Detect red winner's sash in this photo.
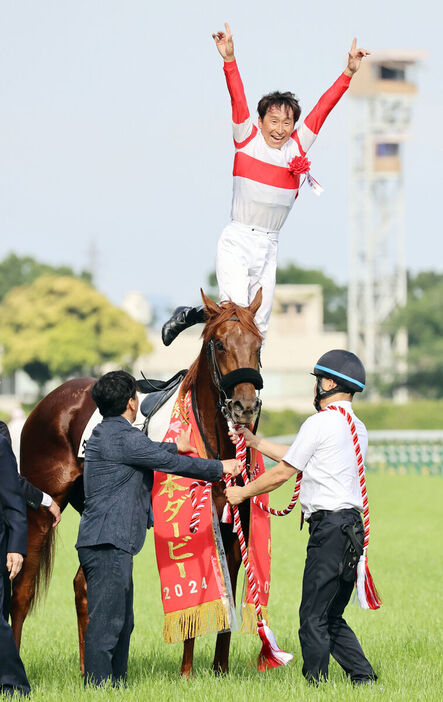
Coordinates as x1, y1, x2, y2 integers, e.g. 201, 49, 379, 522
152, 388, 271, 642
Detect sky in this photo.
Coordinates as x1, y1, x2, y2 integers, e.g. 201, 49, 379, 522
0, 0, 441, 313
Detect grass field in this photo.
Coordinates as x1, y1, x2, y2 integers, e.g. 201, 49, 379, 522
13, 473, 443, 701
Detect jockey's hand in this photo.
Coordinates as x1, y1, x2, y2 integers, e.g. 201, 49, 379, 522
229, 426, 257, 448
7, 552, 23, 580
47, 499, 61, 527
212, 22, 235, 62
176, 425, 194, 454
225, 485, 246, 506
221, 459, 242, 477
345, 37, 370, 76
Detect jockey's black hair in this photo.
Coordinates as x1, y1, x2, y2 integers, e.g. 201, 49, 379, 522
257, 91, 301, 124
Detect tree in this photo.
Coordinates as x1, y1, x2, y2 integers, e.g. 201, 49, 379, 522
389, 274, 443, 397
207, 263, 347, 330
0, 253, 92, 302
0, 275, 151, 392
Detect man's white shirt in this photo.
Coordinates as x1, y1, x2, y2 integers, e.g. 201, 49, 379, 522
283, 401, 367, 519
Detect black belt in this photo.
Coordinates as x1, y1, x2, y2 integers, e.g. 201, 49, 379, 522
306, 508, 360, 524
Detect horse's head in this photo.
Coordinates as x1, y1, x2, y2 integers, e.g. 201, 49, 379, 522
199, 289, 263, 425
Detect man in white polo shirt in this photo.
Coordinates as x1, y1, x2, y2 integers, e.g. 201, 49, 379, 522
226, 349, 377, 685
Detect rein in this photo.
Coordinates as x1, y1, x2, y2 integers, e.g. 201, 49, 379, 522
191, 385, 220, 460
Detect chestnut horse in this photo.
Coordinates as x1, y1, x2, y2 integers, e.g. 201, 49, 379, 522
11, 289, 263, 677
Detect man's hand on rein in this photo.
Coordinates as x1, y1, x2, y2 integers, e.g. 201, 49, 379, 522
221, 459, 242, 477
225, 485, 246, 505
228, 425, 257, 448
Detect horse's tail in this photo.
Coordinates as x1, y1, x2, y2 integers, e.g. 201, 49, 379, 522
28, 525, 57, 612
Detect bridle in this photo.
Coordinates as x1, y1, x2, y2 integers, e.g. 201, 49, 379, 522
192, 317, 263, 459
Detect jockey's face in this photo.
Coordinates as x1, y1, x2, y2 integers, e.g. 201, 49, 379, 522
258, 105, 295, 149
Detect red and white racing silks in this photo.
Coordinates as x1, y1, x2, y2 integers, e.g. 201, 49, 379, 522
224, 60, 351, 233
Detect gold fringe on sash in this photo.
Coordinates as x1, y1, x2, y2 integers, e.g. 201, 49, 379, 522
163, 600, 231, 644
240, 603, 270, 634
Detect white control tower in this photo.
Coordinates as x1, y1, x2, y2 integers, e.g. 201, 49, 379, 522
347, 50, 425, 398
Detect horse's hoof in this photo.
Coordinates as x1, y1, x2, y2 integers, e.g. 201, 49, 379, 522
180, 669, 193, 680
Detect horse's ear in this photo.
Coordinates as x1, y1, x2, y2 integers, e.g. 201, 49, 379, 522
249, 288, 263, 316
200, 289, 220, 316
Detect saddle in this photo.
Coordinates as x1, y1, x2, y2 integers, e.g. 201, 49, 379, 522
137, 369, 187, 432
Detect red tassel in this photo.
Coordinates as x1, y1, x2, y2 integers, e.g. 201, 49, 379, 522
356, 554, 381, 610
256, 621, 293, 672
364, 560, 382, 610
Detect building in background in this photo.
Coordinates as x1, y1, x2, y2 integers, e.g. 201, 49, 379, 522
347, 49, 426, 400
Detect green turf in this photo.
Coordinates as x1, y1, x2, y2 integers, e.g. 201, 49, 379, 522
11, 473, 443, 701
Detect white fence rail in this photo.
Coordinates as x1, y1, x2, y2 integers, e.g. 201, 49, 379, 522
267, 431, 443, 475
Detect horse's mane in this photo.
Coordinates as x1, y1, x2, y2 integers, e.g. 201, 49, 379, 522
182, 300, 262, 395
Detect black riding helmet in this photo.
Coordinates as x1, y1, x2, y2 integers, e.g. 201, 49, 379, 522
312, 349, 366, 410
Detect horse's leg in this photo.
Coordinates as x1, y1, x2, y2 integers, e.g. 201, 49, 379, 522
11, 509, 54, 649
212, 537, 242, 675
180, 637, 195, 678
73, 565, 88, 675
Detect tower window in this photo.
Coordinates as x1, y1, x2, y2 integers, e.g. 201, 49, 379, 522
376, 143, 399, 157
379, 65, 405, 81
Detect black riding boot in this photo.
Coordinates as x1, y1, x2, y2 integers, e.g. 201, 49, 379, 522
161, 306, 206, 346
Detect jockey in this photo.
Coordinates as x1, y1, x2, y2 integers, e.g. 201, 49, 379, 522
162, 26, 370, 345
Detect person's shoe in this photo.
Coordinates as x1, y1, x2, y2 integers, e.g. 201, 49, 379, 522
351, 674, 378, 686
161, 306, 206, 346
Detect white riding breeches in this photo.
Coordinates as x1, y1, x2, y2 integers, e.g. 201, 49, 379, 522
215, 221, 279, 337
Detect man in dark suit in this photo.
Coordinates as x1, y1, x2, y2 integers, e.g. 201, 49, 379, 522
76, 370, 240, 687
0, 420, 61, 524
0, 433, 31, 697
0, 421, 61, 622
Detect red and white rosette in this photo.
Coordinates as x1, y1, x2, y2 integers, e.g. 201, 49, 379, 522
288, 155, 324, 196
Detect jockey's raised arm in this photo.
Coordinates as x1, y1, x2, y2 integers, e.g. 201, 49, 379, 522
294, 73, 352, 155
213, 23, 255, 148
294, 38, 371, 156
223, 61, 256, 149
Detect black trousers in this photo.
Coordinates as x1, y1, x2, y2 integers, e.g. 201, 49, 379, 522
299, 509, 377, 684
0, 566, 30, 696
77, 545, 134, 687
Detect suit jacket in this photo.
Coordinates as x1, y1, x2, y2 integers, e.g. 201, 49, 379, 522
18, 477, 43, 510
0, 435, 28, 567
0, 420, 44, 510
76, 415, 222, 555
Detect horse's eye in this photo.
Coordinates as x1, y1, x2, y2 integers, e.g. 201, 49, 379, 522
215, 340, 225, 352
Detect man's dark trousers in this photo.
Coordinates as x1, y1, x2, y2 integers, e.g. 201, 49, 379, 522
299, 509, 377, 684
0, 569, 30, 696
78, 545, 134, 686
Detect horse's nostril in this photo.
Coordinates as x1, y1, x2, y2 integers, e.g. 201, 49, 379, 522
231, 399, 260, 418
